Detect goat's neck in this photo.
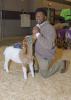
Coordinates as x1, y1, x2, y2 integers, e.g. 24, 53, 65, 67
25, 44, 32, 56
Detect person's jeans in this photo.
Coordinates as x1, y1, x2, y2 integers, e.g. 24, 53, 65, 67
35, 53, 64, 78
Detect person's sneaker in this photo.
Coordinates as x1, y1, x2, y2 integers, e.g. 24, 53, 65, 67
34, 69, 39, 73
60, 60, 68, 73
27, 67, 39, 73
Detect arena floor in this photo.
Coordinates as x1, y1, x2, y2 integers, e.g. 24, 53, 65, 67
0, 46, 71, 100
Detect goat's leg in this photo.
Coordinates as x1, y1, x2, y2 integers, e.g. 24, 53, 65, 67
4, 57, 9, 73
29, 62, 34, 78
22, 65, 27, 80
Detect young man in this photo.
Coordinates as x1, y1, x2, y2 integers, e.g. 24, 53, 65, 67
32, 8, 66, 78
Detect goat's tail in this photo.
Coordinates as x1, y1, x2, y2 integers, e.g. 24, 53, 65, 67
0, 47, 8, 60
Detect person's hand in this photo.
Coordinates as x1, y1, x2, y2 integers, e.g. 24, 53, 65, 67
32, 26, 40, 34
32, 26, 40, 42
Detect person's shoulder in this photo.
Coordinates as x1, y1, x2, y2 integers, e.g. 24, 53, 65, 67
47, 22, 55, 30
41, 21, 55, 31
45, 21, 53, 26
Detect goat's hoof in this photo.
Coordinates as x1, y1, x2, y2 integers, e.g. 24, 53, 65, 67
4, 68, 9, 73
23, 76, 27, 80
24, 78, 27, 80
6, 70, 9, 73
32, 75, 35, 78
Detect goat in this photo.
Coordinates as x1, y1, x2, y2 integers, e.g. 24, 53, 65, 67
3, 36, 34, 80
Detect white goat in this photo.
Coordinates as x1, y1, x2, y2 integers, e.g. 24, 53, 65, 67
3, 36, 34, 80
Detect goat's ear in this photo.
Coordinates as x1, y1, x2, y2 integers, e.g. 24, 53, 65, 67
23, 38, 28, 43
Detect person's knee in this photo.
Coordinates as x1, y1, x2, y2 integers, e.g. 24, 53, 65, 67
40, 69, 49, 78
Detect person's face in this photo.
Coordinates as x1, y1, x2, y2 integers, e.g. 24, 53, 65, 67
35, 12, 47, 24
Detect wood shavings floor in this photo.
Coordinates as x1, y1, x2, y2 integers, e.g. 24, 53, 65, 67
0, 46, 71, 100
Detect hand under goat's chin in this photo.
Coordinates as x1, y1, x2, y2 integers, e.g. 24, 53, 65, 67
22, 40, 27, 54
32, 26, 40, 42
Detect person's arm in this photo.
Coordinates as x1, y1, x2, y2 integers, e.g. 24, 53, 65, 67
38, 25, 56, 50
32, 26, 40, 42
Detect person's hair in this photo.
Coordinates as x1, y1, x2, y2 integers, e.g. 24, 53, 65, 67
66, 20, 71, 26
35, 8, 47, 16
